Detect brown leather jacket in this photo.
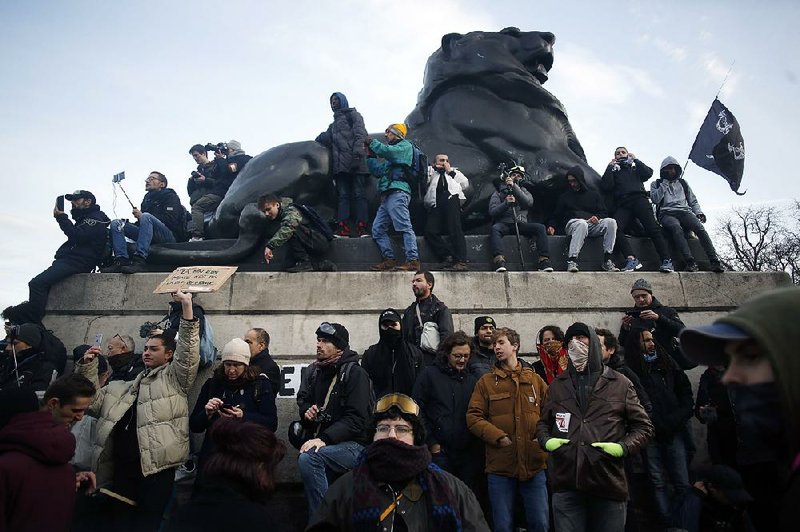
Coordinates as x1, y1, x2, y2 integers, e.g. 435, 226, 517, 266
536, 360, 653, 501
467, 361, 548, 480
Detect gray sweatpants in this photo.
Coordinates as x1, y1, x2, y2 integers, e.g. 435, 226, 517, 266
565, 218, 617, 258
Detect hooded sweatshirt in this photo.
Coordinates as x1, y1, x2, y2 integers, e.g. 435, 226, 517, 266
0, 411, 77, 531
53, 204, 110, 267
361, 311, 422, 398
650, 156, 703, 219
547, 166, 610, 232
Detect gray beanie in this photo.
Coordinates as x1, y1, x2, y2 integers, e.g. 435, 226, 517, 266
631, 278, 653, 294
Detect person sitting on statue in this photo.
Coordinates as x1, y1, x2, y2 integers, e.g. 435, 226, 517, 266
488, 166, 553, 273
257, 193, 335, 273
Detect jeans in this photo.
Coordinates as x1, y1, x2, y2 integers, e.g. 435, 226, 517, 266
489, 222, 549, 259
643, 434, 690, 525
335, 172, 368, 223
371, 190, 418, 261
613, 196, 670, 260
487, 471, 549, 532
424, 195, 467, 261
298, 441, 364, 519
29, 259, 93, 322
565, 218, 617, 258
660, 210, 719, 262
552, 490, 627, 532
190, 194, 222, 238
110, 214, 175, 259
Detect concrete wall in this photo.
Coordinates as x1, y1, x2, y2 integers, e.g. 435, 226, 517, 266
44, 270, 790, 481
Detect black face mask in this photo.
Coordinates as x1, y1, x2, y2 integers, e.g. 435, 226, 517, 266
729, 382, 786, 463
380, 328, 401, 344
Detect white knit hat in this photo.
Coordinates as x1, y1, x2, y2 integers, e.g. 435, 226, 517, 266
221, 338, 250, 365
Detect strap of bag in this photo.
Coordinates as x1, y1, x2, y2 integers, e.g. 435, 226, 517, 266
415, 302, 423, 328
313, 371, 340, 437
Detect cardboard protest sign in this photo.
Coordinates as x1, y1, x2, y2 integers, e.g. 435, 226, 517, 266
153, 266, 238, 294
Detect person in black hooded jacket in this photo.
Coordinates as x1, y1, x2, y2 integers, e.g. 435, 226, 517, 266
0, 323, 58, 393
547, 166, 620, 272
24, 190, 109, 323
361, 309, 422, 398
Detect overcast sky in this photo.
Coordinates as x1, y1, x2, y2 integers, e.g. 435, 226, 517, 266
1, 0, 798, 311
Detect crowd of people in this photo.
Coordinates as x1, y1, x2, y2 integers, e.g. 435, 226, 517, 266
2, 267, 798, 531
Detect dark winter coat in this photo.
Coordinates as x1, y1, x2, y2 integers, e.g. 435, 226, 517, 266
362, 323, 422, 398
0, 348, 58, 394
548, 166, 610, 232
600, 158, 653, 204
401, 294, 454, 360
224, 153, 252, 183
469, 338, 496, 377
536, 329, 653, 501
606, 352, 653, 413
315, 92, 368, 175
107, 352, 145, 382
166, 480, 273, 531
140, 187, 187, 241
488, 179, 533, 224
0, 411, 77, 532
53, 204, 110, 267
618, 296, 691, 369
250, 348, 281, 392
188, 159, 225, 197
296, 350, 372, 446
413, 357, 480, 451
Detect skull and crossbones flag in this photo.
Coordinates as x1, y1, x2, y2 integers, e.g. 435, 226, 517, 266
689, 98, 746, 195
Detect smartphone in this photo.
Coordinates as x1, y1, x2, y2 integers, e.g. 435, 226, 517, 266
93, 333, 103, 347
625, 310, 641, 317
56, 195, 65, 211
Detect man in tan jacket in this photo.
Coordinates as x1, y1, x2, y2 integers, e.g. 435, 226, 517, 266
467, 327, 549, 532
75, 290, 200, 531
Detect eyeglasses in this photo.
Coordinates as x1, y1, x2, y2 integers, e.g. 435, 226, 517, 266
317, 322, 336, 336
374, 393, 420, 416
376, 424, 413, 436
450, 353, 470, 360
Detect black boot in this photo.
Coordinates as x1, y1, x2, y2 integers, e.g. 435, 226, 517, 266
121, 255, 147, 274
101, 257, 130, 273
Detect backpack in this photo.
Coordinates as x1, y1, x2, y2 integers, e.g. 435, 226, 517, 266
297, 204, 334, 241
404, 142, 429, 200
199, 318, 218, 368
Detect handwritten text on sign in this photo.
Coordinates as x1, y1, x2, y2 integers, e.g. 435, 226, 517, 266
153, 266, 238, 294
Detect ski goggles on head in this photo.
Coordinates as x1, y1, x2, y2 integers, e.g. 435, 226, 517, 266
374, 393, 420, 416
317, 322, 336, 336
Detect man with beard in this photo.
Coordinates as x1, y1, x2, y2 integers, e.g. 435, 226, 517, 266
296, 322, 372, 520
533, 325, 568, 385
680, 287, 800, 531
467, 327, 549, 532
537, 323, 653, 532
103, 171, 187, 273
81, 334, 143, 382
22, 190, 109, 323
361, 309, 423, 398
547, 166, 619, 272
469, 316, 496, 375
307, 393, 489, 531
401, 271, 453, 365
651, 156, 724, 272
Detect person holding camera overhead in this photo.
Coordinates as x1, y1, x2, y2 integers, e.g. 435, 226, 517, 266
188, 337, 276, 492
295, 322, 371, 521
488, 165, 552, 272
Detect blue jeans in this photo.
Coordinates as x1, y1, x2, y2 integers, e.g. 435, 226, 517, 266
371, 190, 418, 261
643, 434, 690, 525
552, 490, 626, 532
298, 441, 364, 519
111, 214, 175, 259
335, 172, 368, 223
487, 471, 549, 532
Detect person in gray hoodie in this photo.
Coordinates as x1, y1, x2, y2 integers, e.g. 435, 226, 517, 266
651, 156, 724, 272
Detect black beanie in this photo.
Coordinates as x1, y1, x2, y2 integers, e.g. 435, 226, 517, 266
474, 316, 496, 334
564, 322, 591, 345
316, 322, 350, 351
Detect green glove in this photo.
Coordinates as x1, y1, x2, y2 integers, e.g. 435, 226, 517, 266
545, 438, 570, 452
591, 442, 624, 457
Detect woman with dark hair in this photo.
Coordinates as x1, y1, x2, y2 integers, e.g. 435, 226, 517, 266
189, 338, 277, 480
308, 394, 490, 531
167, 419, 286, 531
624, 326, 693, 528
533, 325, 568, 384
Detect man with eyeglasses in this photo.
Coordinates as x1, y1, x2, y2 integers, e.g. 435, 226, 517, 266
103, 171, 187, 274
308, 393, 490, 531
296, 322, 372, 520
81, 333, 143, 382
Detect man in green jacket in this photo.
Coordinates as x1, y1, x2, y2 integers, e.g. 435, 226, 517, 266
367, 123, 420, 272
75, 290, 199, 531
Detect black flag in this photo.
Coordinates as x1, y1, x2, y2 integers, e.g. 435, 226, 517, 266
689, 98, 745, 194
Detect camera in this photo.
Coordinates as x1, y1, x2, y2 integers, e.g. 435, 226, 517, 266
625, 310, 642, 318
7, 325, 20, 340
191, 170, 201, 180
139, 321, 163, 338
204, 142, 228, 154
315, 411, 332, 424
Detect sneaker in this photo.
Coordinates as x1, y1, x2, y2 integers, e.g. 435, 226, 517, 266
189, 236, 203, 242
334, 221, 350, 238
371, 258, 397, 271
287, 261, 314, 273
394, 260, 421, 272
622, 258, 642, 272
659, 259, 674, 273
709, 260, 725, 273
685, 259, 699, 272
313, 260, 338, 272
356, 221, 369, 238
567, 260, 579, 273
538, 259, 554, 272
175, 459, 196, 482
101, 258, 130, 273
602, 259, 620, 272
121, 255, 147, 274
493, 255, 507, 272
